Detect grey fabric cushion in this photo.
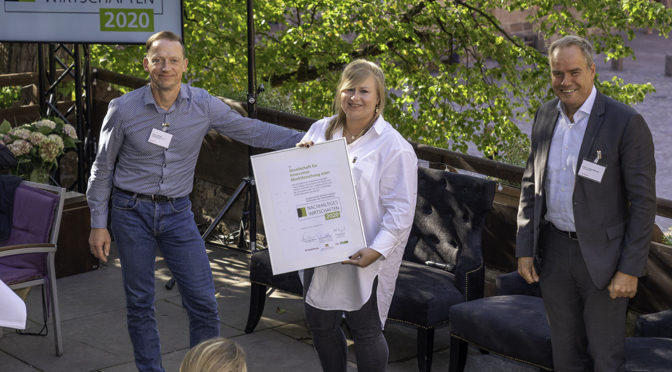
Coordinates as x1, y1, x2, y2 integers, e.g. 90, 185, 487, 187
635, 309, 672, 338
387, 261, 464, 328
449, 295, 553, 370
625, 337, 672, 372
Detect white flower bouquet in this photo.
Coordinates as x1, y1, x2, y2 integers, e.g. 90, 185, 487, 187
0, 118, 80, 183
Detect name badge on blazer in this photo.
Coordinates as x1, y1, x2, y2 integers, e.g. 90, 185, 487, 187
578, 151, 606, 183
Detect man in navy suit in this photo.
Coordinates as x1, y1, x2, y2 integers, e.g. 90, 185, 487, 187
516, 36, 656, 371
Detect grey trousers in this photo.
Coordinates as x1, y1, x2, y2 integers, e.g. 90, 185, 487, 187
303, 268, 389, 372
539, 226, 629, 372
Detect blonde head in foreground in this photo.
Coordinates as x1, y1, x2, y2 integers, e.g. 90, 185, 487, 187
180, 337, 247, 372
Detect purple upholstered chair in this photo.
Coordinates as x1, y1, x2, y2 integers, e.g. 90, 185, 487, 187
0, 180, 65, 356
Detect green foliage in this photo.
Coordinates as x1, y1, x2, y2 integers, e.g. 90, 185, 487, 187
496, 134, 530, 169
0, 86, 20, 109
663, 234, 672, 247
0, 119, 10, 134
90, 0, 672, 157
663, 227, 672, 247
213, 80, 310, 117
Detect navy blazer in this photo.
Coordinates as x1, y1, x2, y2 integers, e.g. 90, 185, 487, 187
0, 143, 16, 170
516, 90, 657, 289
0, 175, 23, 242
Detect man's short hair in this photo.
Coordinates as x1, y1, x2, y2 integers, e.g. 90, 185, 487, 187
548, 35, 594, 69
146, 31, 185, 58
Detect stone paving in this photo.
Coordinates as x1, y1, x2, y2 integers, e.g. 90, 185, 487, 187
0, 243, 536, 372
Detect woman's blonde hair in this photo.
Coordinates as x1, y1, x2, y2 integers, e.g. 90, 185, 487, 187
180, 337, 247, 372
325, 59, 386, 140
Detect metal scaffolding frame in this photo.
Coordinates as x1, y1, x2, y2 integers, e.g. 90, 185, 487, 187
37, 43, 93, 192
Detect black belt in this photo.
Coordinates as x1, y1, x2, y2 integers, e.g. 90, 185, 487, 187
551, 223, 578, 240
116, 188, 176, 203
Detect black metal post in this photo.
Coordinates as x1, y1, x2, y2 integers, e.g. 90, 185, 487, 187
83, 44, 94, 187
47, 44, 56, 118
34, 43, 93, 190
38, 44, 46, 116
246, 0, 258, 252
74, 44, 86, 192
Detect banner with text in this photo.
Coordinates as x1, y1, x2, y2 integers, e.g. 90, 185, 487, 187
0, 0, 182, 44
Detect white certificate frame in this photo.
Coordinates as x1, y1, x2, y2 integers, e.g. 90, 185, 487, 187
251, 138, 366, 275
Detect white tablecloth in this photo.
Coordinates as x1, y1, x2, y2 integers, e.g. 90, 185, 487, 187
0, 280, 27, 329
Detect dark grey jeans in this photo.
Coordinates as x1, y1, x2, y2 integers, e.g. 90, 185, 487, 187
540, 227, 629, 372
303, 268, 389, 372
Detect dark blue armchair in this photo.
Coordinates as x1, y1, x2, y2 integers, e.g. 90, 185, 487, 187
246, 167, 496, 372
449, 271, 672, 372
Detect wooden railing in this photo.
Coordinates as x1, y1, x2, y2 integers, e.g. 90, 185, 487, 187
2, 67, 670, 221
2, 68, 670, 313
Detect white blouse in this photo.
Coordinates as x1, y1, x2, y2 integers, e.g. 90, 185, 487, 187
300, 115, 418, 327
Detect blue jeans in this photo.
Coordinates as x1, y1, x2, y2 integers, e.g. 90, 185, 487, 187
110, 190, 219, 372
303, 268, 389, 372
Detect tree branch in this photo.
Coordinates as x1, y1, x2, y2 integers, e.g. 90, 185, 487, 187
452, 0, 527, 51
267, 42, 394, 87
264, 2, 432, 87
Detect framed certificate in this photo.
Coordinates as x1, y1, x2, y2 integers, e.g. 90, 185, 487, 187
251, 138, 366, 275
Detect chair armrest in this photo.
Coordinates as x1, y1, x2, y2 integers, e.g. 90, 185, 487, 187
495, 271, 542, 298
0, 243, 57, 257
635, 309, 672, 339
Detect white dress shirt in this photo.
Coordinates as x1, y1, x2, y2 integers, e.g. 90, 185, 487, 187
545, 86, 597, 232
0, 280, 26, 329
300, 115, 418, 327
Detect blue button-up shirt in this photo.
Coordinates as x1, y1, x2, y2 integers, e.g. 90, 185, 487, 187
87, 84, 304, 228
544, 86, 597, 232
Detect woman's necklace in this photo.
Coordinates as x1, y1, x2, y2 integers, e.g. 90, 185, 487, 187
343, 118, 376, 144
344, 126, 358, 141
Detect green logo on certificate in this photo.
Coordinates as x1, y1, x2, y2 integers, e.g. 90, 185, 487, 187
297, 207, 307, 218
325, 211, 340, 220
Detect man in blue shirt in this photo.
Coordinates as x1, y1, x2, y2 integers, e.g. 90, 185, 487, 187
87, 31, 303, 372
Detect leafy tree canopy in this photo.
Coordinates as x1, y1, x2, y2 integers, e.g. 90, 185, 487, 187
91, 0, 671, 158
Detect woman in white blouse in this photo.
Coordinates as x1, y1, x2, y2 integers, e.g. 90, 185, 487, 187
297, 60, 417, 371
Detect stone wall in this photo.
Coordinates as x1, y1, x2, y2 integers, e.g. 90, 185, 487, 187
190, 177, 235, 236
190, 177, 267, 247
492, 7, 537, 36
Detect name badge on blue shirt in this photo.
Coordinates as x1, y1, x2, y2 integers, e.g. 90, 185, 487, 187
148, 128, 173, 149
